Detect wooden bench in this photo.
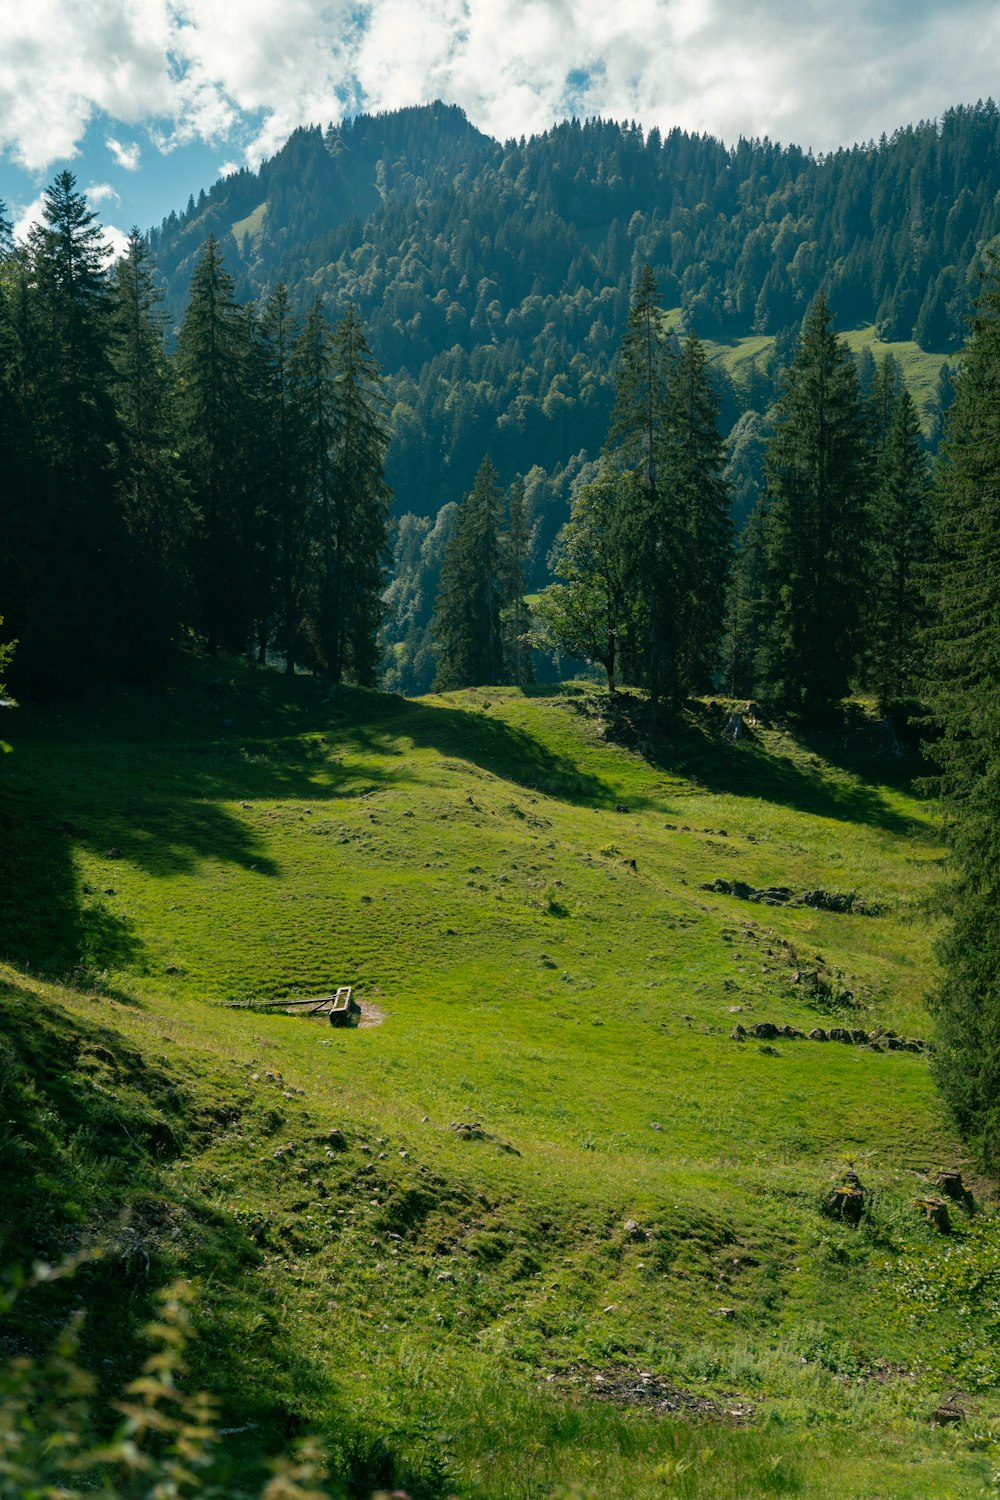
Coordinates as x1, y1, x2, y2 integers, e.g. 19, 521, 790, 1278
246, 988, 360, 1025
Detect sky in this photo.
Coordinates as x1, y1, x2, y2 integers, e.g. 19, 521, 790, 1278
2, 0, 999, 255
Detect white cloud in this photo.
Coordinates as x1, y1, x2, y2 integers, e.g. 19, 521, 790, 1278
2, 0, 1000, 176
12, 193, 46, 243
218, 160, 240, 177
86, 181, 120, 206
102, 223, 131, 262
107, 136, 141, 170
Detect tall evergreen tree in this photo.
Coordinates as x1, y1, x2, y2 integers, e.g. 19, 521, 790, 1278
664, 333, 732, 693
863, 351, 905, 469
722, 495, 770, 699
306, 304, 391, 684
501, 476, 535, 685
23, 173, 124, 682
110, 230, 188, 667
433, 456, 506, 689
176, 236, 252, 654
293, 297, 339, 676
0, 207, 33, 671
606, 263, 670, 499
868, 389, 932, 712
605, 265, 678, 700
756, 293, 868, 719
925, 257, 1000, 1162
257, 284, 306, 673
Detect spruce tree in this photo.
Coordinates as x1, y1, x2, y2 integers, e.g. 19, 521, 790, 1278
323, 304, 391, 685
176, 236, 252, 654
24, 173, 124, 682
292, 298, 339, 676
110, 230, 188, 667
605, 275, 731, 704
756, 293, 868, 720
925, 256, 1000, 1162
606, 264, 670, 499
258, 284, 306, 673
722, 496, 770, 699
433, 456, 506, 689
501, 476, 535, 686
664, 333, 732, 693
605, 264, 678, 701
0, 212, 34, 677
868, 389, 932, 713
865, 351, 904, 459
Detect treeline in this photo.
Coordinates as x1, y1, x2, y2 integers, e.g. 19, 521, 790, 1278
0, 175, 390, 692
149, 101, 997, 515
391, 265, 931, 720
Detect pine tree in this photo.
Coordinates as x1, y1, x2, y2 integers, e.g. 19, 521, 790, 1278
664, 333, 732, 693
501, 476, 535, 685
722, 496, 770, 699
322, 304, 392, 685
24, 172, 124, 682
433, 456, 506, 689
257, 284, 306, 673
0, 210, 34, 676
865, 351, 904, 458
756, 293, 868, 719
110, 230, 188, 667
868, 390, 932, 712
604, 275, 731, 703
175, 236, 252, 654
606, 264, 669, 499
928, 360, 956, 451
925, 255, 1000, 1162
605, 265, 679, 699
292, 298, 339, 676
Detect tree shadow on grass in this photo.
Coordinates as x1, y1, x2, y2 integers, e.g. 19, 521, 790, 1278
0, 678, 402, 979
337, 686, 615, 805
598, 695, 928, 835
2, 667, 609, 981
4, 660, 928, 987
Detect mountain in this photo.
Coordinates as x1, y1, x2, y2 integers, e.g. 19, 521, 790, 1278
150, 99, 1000, 520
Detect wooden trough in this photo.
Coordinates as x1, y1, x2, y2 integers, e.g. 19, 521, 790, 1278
244, 987, 361, 1027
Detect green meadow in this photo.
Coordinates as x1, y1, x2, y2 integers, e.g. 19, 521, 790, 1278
661, 308, 949, 432
2, 658, 998, 1498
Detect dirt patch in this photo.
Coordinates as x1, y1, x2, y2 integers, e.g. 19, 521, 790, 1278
357, 1000, 386, 1028
563, 1365, 754, 1422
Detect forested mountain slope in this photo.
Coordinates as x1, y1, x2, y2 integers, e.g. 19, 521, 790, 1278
151, 100, 1000, 513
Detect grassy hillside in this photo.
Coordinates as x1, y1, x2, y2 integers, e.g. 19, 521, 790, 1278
669, 314, 949, 431
2, 658, 998, 1498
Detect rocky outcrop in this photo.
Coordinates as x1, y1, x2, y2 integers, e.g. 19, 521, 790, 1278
701, 878, 884, 915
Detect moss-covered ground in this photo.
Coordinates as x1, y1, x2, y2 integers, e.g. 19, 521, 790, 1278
1, 659, 998, 1498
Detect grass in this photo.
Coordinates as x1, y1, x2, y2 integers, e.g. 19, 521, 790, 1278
1, 657, 998, 1498
661, 308, 950, 432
